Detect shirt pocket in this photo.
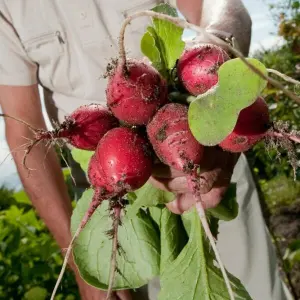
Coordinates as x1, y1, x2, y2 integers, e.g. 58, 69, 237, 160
22, 30, 73, 92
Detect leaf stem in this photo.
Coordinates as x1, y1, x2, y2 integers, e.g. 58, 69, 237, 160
118, 11, 300, 104
195, 197, 235, 300
0, 113, 38, 132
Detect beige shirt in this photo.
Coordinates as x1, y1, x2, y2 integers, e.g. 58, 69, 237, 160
0, 0, 251, 123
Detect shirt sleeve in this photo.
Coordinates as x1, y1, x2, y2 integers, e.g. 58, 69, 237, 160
0, 11, 37, 86
178, 0, 252, 56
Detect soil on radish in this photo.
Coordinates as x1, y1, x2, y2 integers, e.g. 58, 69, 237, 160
106, 59, 168, 125
177, 44, 230, 96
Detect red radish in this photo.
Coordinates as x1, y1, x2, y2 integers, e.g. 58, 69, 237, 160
219, 97, 270, 153
88, 154, 110, 192
51, 104, 119, 150
85, 127, 154, 227
106, 59, 168, 125
177, 44, 230, 96
96, 127, 153, 194
147, 103, 204, 172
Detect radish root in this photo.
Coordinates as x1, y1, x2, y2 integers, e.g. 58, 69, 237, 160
188, 172, 235, 300
0, 113, 53, 171
195, 198, 235, 300
267, 68, 300, 86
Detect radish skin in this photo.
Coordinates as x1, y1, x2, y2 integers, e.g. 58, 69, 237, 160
177, 44, 230, 96
219, 97, 270, 153
57, 104, 119, 150
96, 127, 153, 193
147, 103, 203, 171
106, 59, 168, 125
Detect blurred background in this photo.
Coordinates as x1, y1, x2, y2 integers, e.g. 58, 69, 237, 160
0, 0, 299, 299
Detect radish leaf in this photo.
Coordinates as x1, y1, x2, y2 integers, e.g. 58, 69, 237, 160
207, 183, 238, 221
126, 183, 175, 219
71, 189, 160, 289
141, 3, 184, 80
158, 208, 252, 300
71, 149, 93, 173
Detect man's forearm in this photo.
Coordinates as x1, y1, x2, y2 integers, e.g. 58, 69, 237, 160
7, 128, 73, 249
0, 84, 73, 251
177, 0, 202, 25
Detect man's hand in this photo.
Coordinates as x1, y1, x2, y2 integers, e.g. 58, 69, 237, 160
68, 252, 132, 300
149, 147, 239, 214
75, 275, 132, 300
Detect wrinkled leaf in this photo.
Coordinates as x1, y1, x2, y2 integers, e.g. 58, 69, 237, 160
152, 4, 184, 70
207, 183, 238, 221
71, 148, 93, 172
208, 215, 220, 238
126, 183, 175, 219
188, 58, 268, 146
159, 208, 252, 300
141, 27, 162, 71
148, 206, 164, 229
71, 189, 160, 290
160, 208, 188, 274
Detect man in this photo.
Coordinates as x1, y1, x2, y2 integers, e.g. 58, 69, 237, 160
0, 0, 292, 299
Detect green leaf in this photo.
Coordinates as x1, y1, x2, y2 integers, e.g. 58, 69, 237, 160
24, 287, 47, 300
71, 148, 94, 172
160, 208, 188, 274
188, 58, 268, 146
208, 215, 220, 238
141, 28, 162, 71
141, 4, 184, 79
71, 189, 160, 290
207, 183, 239, 221
159, 208, 252, 300
148, 206, 164, 228
152, 4, 184, 70
126, 183, 175, 219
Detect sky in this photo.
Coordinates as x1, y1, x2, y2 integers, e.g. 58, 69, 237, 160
0, 0, 284, 190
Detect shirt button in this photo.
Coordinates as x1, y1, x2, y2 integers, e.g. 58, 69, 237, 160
80, 11, 87, 19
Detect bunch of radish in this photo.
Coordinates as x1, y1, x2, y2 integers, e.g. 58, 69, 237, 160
46, 39, 276, 300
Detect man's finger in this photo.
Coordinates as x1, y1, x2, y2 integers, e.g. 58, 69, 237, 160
152, 163, 186, 178
148, 176, 189, 193
166, 184, 228, 215
166, 193, 195, 214
116, 290, 132, 300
